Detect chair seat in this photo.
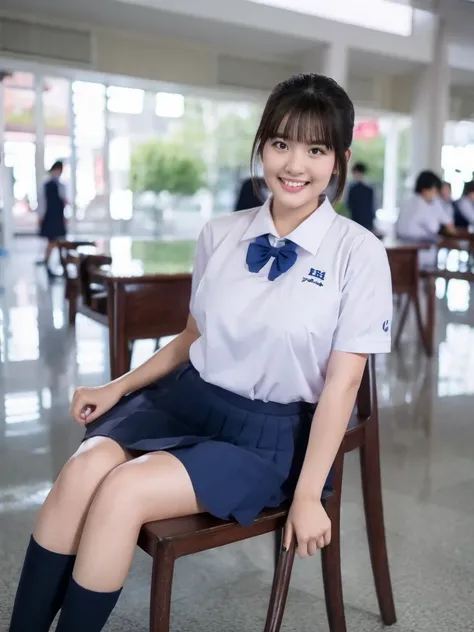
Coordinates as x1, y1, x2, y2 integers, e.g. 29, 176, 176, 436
140, 489, 334, 558
141, 504, 290, 546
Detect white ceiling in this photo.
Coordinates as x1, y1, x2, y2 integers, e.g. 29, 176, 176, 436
1, 0, 474, 84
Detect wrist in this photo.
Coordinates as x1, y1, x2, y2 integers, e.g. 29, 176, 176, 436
293, 487, 323, 503
110, 376, 129, 398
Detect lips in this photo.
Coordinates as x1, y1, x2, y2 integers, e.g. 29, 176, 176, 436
278, 177, 309, 193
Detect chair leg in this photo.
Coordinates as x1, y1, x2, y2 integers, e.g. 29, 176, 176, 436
393, 294, 410, 349
321, 489, 346, 632
264, 536, 296, 632
149, 544, 175, 632
360, 431, 397, 626
274, 528, 283, 570
412, 290, 431, 356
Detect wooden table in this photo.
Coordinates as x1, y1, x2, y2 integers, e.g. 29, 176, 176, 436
77, 239, 195, 379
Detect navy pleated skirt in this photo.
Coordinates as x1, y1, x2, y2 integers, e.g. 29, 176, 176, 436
83, 364, 316, 526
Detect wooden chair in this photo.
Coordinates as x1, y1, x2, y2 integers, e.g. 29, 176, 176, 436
386, 247, 431, 355
77, 254, 113, 326
138, 355, 396, 632
57, 240, 96, 325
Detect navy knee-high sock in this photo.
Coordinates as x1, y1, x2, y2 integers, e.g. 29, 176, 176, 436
9, 536, 76, 632
55, 578, 122, 632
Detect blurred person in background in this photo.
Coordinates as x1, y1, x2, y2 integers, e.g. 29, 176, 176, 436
439, 181, 455, 225
37, 161, 67, 276
454, 180, 474, 229
234, 176, 268, 211
346, 162, 376, 232
396, 170, 455, 243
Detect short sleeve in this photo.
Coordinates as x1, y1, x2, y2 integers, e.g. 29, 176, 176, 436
190, 222, 213, 316
332, 235, 392, 354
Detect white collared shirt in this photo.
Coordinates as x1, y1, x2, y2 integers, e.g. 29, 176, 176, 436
189, 197, 392, 404
396, 194, 443, 243
456, 196, 474, 225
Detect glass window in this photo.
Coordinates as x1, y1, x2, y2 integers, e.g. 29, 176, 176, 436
107, 86, 144, 115
3, 72, 37, 234
72, 81, 107, 227
155, 92, 184, 118
43, 77, 72, 211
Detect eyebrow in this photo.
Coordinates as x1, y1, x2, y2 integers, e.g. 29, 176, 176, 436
274, 133, 329, 146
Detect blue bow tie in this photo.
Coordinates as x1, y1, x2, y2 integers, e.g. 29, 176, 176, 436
246, 234, 298, 281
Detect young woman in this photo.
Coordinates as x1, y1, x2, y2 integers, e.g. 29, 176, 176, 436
36, 160, 68, 276
9, 73, 393, 632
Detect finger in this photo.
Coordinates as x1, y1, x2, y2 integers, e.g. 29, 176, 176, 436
296, 538, 309, 559
83, 406, 101, 424
308, 539, 319, 556
323, 529, 331, 547
317, 536, 325, 550
283, 522, 294, 551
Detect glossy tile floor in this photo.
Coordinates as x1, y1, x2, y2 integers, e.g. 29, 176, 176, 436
1, 239, 474, 631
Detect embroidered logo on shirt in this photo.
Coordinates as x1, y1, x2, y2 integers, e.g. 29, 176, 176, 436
302, 268, 326, 286
382, 320, 390, 333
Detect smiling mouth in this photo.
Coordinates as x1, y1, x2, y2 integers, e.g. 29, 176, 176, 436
278, 178, 309, 191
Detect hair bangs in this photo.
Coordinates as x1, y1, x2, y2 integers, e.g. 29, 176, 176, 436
277, 104, 338, 151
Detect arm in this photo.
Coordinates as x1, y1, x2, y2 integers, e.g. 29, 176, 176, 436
285, 235, 392, 557
71, 222, 213, 423
294, 350, 367, 502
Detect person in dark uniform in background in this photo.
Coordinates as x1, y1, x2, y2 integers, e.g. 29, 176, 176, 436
234, 176, 268, 211
346, 162, 376, 231
37, 161, 67, 275
454, 180, 474, 229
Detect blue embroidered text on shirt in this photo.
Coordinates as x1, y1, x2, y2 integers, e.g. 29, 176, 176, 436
309, 268, 326, 281
302, 269, 326, 286
382, 320, 390, 332
301, 268, 326, 287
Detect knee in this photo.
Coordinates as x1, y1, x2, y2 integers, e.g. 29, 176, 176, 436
54, 439, 126, 502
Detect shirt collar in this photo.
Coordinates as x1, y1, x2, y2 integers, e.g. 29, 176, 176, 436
240, 195, 337, 256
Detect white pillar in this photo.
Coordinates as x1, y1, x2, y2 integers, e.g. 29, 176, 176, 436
68, 80, 77, 222
0, 81, 13, 253
411, 16, 450, 176
302, 44, 348, 88
34, 74, 45, 208
383, 118, 400, 215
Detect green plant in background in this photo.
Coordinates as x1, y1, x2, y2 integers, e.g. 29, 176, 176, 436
130, 140, 206, 196
334, 200, 350, 218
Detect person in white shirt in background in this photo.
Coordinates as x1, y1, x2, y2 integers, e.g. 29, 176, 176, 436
454, 180, 474, 229
439, 181, 455, 225
396, 171, 456, 268
396, 171, 455, 243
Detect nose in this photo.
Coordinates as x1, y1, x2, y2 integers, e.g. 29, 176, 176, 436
284, 148, 305, 176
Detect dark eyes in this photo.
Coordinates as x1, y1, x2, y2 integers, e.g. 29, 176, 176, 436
271, 140, 324, 155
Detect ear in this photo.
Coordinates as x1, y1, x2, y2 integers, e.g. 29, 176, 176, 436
333, 149, 352, 175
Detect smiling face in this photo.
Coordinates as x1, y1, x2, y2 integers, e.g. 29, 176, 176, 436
262, 132, 337, 214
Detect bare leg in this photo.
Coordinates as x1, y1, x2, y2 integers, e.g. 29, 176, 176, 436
73, 451, 202, 591
34, 437, 132, 554
44, 241, 55, 265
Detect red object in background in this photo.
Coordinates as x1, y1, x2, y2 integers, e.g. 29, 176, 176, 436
354, 120, 379, 139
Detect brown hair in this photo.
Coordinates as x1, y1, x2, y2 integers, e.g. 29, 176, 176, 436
251, 73, 355, 202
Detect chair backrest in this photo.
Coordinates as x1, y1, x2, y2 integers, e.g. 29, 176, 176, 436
120, 275, 192, 340
386, 248, 419, 296
78, 254, 112, 307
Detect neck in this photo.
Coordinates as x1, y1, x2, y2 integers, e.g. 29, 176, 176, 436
271, 196, 323, 237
